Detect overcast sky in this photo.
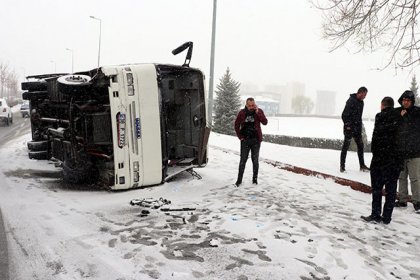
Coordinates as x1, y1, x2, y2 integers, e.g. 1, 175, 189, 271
1, 0, 418, 117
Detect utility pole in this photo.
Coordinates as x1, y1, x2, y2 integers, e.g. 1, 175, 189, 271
65, 48, 74, 73
50, 60, 56, 73
90, 16, 102, 67
208, 0, 217, 125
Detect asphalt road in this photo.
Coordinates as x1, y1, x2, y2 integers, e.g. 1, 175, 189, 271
0, 110, 31, 144
0, 110, 31, 280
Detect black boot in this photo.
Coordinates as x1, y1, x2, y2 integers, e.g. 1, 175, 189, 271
360, 165, 370, 172
361, 215, 381, 223
381, 216, 391, 224
394, 201, 407, 207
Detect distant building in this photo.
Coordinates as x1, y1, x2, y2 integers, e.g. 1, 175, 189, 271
264, 84, 285, 94
279, 82, 305, 114
239, 96, 280, 116
254, 97, 279, 116
240, 81, 305, 115
316, 90, 336, 116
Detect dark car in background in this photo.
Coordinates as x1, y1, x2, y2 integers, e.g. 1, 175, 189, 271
20, 100, 30, 118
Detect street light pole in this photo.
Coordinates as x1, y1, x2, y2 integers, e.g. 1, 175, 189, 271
208, 0, 217, 126
65, 48, 74, 73
90, 16, 102, 67
50, 60, 56, 73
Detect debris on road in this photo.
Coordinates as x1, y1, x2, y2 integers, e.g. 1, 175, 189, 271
129, 197, 171, 209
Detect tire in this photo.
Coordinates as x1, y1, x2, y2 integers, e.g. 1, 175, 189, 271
22, 91, 48, 101
21, 80, 47, 91
28, 150, 48, 160
5, 117, 9, 126
9, 114, 12, 124
63, 159, 98, 184
27, 140, 48, 151
22, 91, 30, 100
57, 75, 92, 95
22, 91, 31, 100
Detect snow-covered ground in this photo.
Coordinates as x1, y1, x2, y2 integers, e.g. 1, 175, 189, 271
265, 117, 375, 141
0, 130, 420, 280
210, 132, 372, 186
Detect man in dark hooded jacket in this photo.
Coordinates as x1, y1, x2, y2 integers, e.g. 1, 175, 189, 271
340, 86, 370, 172
234, 97, 267, 187
361, 97, 402, 224
394, 90, 420, 212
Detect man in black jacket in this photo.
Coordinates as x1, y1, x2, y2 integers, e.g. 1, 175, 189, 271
394, 90, 420, 212
361, 97, 402, 224
340, 86, 370, 172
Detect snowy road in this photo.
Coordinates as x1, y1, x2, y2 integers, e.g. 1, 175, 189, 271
0, 131, 420, 279
0, 207, 8, 280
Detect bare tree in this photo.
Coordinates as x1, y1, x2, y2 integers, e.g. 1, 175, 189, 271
411, 75, 420, 105
0, 62, 9, 98
312, 0, 420, 69
6, 71, 19, 98
292, 95, 314, 114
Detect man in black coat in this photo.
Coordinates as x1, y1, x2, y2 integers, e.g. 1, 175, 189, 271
394, 90, 420, 211
361, 97, 402, 224
340, 86, 370, 172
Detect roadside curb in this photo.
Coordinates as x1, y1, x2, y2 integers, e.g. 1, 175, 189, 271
263, 159, 372, 193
